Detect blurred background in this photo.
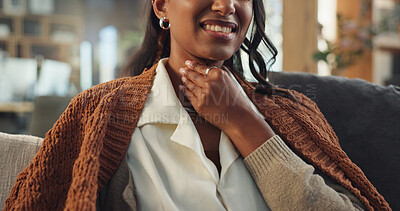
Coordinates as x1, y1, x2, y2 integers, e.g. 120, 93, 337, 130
0, 0, 399, 137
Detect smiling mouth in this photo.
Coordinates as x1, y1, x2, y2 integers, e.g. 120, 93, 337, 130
200, 21, 238, 38
201, 23, 236, 34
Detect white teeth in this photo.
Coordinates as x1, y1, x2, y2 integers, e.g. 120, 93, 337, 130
204, 24, 233, 33
210, 25, 215, 31
222, 27, 227, 33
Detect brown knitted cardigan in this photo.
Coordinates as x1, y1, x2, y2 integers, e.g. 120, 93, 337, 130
4, 63, 390, 210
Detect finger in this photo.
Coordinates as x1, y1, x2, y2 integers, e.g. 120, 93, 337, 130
179, 85, 198, 106
180, 67, 206, 88
185, 60, 213, 76
181, 76, 203, 97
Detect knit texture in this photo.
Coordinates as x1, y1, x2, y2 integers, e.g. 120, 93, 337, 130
233, 73, 391, 211
4, 63, 390, 210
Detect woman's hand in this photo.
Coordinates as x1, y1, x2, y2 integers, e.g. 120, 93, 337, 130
179, 60, 276, 157
179, 60, 250, 130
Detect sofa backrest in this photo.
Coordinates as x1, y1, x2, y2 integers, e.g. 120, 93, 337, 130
270, 72, 400, 210
0, 132, 43, 209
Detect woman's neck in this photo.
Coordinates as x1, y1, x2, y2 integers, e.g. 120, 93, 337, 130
165, 55, 224, 97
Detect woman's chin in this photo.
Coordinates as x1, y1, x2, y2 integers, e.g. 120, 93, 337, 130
200, 51, 235, 62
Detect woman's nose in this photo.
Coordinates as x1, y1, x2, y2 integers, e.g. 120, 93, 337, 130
211, 0, 235, 16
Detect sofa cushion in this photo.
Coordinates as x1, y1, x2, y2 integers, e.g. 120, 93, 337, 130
270, 72, 400, 210
0, 132, 43, 209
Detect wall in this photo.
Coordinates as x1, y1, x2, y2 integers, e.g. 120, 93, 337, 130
337, 0, 373, 81
282, 0, 318, 73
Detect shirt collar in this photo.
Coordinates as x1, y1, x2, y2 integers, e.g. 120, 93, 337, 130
137, 59, 209, 171
219, 131, 239, 178
137, 58, 184, 127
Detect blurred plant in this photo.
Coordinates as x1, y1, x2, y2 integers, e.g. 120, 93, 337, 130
378, 2, 400, 33
313, 0, 375, 75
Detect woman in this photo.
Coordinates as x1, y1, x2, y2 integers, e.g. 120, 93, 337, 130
5, 0, 390, 210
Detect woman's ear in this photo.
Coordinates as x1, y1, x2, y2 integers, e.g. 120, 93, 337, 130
152, 0, 168, 19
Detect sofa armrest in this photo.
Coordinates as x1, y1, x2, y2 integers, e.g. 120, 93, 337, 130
0, 132, 43, 209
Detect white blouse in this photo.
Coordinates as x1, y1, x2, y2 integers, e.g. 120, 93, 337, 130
126, 59, 270, 210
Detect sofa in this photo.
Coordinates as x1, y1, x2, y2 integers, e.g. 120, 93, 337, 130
269, 72, 400, 210
1, 72, 399, 210
0, 132, 42, 208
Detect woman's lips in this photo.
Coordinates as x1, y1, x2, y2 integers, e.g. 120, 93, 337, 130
200, 20, 237, 40
202, 27, 235, 40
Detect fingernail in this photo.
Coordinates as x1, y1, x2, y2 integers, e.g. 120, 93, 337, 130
181, 76, 187, 83
185, 60, 194, 68
179, 68, 186, 75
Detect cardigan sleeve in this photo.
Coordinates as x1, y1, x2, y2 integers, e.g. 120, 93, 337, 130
244, 135, 366, 211
4, 92, 86, 210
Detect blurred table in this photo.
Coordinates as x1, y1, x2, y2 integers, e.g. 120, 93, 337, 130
0, 102, 34, 113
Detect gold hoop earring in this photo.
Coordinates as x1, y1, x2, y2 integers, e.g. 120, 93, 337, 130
159, 17, 170, 30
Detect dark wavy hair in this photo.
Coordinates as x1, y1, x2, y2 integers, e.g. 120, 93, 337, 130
121, 0, 291, 97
